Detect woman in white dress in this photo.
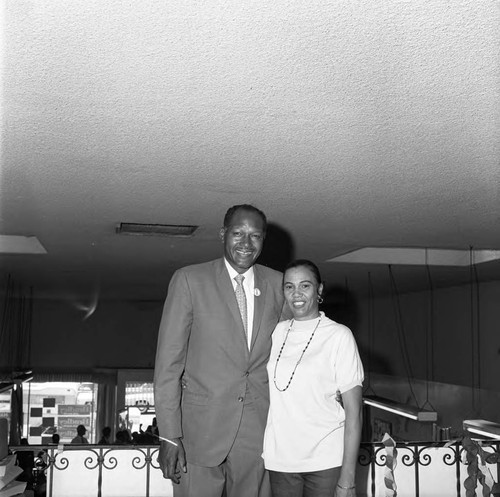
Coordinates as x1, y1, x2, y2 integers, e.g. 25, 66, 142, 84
263, 259, 364, 497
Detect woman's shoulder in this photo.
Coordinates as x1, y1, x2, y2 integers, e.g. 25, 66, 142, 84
320, 313, 353, 337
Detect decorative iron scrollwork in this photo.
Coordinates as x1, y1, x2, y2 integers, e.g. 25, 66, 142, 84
132, 449, 148, 470
84, 451, 100, 470
102, 451, 118, 470
53, 455, 69, 471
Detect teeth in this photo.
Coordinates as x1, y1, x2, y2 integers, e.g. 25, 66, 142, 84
293, 302, 305, 307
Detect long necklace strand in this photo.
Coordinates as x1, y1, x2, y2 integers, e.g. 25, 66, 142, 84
273, 315, 322, 392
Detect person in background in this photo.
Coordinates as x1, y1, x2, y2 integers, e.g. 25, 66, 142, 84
263, 260, 364, 497
15, 438, 34, 483
114, 429, 132, 444
37, 433, 60, 470
98, 426, 112, 444
143, 424, 157, 444
70, 425, 89, 444
150, 417, 159, 441
154, 204, 287, 497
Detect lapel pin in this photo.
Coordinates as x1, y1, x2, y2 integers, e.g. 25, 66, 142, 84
254, 288, 261, 296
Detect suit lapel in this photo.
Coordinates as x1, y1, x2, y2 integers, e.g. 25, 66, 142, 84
215, 259, 249, 352
250, 265, 267, 352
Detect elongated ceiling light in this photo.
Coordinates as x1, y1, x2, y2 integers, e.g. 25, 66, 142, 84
463, 419, 500, 440
363, 395, 438, 422
0, 371, 34, 394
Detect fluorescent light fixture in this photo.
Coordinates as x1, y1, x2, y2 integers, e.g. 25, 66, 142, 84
0, 371, 33, 394
12, 371, 33, 384
327, 248, 500, 266
0, 383, 14, 395
116, 223, 198, 237
0, 235, 47, 254
463, 419, 500, 440
363, 395, 438, 422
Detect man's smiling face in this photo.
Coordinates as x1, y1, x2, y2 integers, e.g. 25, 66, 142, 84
220, 208, 265, 274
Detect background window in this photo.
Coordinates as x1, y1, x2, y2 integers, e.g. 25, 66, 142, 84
23, 382, 97, 444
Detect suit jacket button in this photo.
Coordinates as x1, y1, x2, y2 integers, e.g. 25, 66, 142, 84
244, 372, 249, 377
238, 397, 244, 402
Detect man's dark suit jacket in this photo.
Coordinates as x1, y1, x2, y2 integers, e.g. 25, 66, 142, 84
154, 258, 285, 467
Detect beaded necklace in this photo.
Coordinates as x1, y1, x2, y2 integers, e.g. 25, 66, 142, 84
273, 314, 322, 392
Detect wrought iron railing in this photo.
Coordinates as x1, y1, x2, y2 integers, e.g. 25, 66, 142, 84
8, 440, 500, 497
357, 440, 499, 497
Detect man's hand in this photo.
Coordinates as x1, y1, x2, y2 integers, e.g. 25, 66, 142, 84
158, 438, 187, 484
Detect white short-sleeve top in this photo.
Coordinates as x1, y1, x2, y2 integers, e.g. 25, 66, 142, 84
263, 312, 364, 472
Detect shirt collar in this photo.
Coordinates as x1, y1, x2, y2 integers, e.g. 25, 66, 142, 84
224, 258, 255, 287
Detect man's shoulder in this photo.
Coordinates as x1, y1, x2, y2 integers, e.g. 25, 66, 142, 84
175, 259, 221, 277
254, 263, 283, 282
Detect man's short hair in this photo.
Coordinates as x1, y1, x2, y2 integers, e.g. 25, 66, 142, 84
223, 204, 268, 232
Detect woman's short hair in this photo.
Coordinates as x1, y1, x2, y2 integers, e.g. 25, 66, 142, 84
283, 259, 322, 286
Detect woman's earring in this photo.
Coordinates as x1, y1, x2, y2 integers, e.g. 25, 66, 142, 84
317, 295, 323, 304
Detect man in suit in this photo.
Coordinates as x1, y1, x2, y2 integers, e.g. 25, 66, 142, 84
154, 204, 286, 497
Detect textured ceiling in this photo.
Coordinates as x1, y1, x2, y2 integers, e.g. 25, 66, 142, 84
1, 0, 499, 304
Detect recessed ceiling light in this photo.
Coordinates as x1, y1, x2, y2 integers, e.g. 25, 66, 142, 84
326, 248, 500, 266
0, 235, 47, 254
116, 223, 198, 237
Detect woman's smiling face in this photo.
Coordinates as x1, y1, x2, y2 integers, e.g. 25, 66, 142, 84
283, 265, 323, 321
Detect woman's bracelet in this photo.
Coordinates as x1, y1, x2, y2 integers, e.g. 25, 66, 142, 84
337, 483, 356, 490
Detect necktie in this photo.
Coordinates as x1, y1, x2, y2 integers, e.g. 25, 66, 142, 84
234, 274, 248, 346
